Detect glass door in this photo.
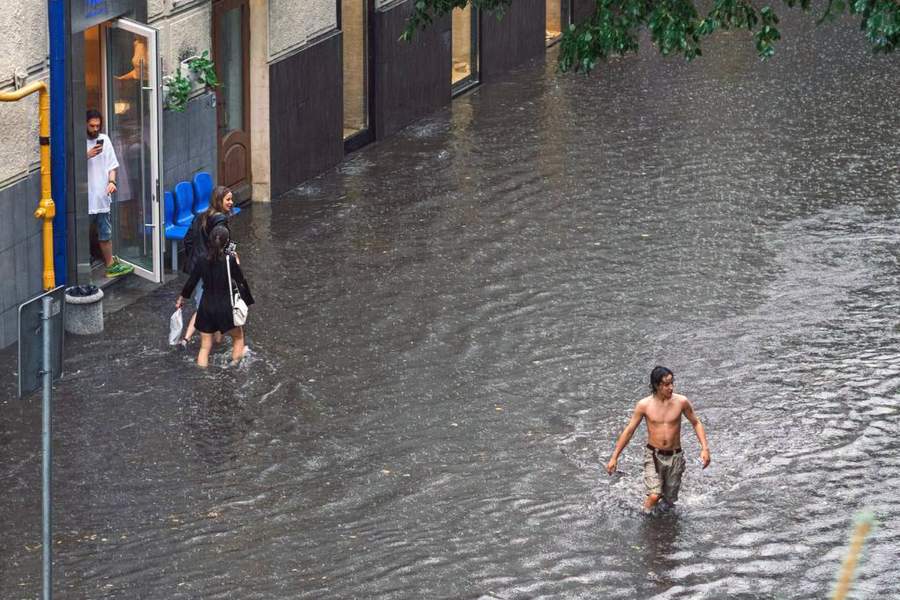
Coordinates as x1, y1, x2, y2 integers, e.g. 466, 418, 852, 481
546, 0, 564, 45
104, 19, 163, 282
342, 0, 373, 151
214, 0, 251, 199
451, 5, 479, 94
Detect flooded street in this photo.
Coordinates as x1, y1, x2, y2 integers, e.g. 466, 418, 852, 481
3, 11, 899, 599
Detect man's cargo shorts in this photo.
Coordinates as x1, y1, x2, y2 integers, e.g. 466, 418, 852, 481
643, 444, 685, 501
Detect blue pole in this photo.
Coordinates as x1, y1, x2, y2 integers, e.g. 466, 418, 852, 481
49, 0, 67, 285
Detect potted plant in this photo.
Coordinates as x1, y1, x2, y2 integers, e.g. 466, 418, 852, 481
164, 49, 219, 112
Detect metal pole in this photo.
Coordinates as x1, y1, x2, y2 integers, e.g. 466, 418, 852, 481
41, 295, 53, 600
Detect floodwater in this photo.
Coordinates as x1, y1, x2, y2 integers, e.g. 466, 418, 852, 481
2, 11, 899, 600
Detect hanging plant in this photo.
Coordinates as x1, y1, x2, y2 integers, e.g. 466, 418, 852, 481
188, 51, 219, 88
164, 68, 192, 112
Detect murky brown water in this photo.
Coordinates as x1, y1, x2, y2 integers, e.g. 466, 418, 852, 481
2, 10, 899, 599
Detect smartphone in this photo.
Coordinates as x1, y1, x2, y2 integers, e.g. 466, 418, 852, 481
96, 138, 104, 147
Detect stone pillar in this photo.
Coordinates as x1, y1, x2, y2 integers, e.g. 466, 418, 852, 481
249, 0, 271, 202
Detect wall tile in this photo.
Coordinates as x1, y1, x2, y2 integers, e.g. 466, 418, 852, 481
0, 246, 17, 313
374, 4, 451, 140
13, 174, 38, 245
0, 180, 17, 252
269, 32, 344, 196
0, 306, 15, 349
480, 0, 546, 82
163, 93, 217, 192
14, 240, 31, 306
27, 233, 43, 296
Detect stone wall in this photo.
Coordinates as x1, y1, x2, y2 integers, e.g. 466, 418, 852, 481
149, 0, 212, 78
269, 0, 337, 61
0, 0, 48, 187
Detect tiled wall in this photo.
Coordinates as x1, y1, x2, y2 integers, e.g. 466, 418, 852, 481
373, 2, 451, 140
269, 32, 344, 197
481, 0, 546, 82
0, 170, 46, 348
163, 92, 218, 195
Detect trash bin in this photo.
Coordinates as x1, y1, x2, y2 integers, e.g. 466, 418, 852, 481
64, 285, 104, 335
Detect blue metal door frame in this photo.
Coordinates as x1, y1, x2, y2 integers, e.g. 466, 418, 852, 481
49, 0, 68, 284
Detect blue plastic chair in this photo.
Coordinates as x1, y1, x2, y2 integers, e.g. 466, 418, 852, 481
173, 181, 195, 228
192, 171, 212, 215
192, 171, 241, 216
164, 191, 188, 272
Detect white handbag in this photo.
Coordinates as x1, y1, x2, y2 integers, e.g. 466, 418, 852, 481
226, 254, 248, 327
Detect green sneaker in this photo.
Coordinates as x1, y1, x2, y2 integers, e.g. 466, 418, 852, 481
106, 262, 134, 277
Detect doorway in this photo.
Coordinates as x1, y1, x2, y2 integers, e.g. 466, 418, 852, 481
451, 5, 479, 94
213, 0, 251, 201
341, 0, 375, 152
83, 19, 163, 282
546, 0, 565, 46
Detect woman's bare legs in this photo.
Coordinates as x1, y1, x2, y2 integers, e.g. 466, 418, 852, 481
228, 327, 245, 364
184, 312, 197, 342
184, 315, 219, 344
197, 332, 214, 367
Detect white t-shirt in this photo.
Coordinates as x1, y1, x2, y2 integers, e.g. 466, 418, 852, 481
86, 133, 120, 214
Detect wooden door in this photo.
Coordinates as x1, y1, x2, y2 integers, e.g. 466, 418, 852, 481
213, 0, 251, 199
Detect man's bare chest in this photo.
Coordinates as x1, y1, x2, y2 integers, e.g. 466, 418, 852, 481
645, 403, 683, 427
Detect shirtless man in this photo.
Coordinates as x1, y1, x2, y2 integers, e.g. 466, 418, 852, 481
606, 366, 711, 512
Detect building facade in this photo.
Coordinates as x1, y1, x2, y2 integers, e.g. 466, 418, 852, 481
0, 0, 584, 347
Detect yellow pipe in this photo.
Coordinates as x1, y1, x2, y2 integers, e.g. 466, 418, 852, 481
0, 80, 56, 290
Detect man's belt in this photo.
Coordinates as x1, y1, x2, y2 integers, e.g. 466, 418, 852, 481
647, 444, 682, 456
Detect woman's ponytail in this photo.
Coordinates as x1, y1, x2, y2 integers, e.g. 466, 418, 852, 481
207, 225, 230, 262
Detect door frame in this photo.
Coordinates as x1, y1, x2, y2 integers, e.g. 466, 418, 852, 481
102, 18, 164, 283
338, 0, 377, 153
212, 0, 252, 202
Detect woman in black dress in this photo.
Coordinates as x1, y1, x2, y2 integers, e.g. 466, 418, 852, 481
179, 186, 238, 346
176, 225, 254, 367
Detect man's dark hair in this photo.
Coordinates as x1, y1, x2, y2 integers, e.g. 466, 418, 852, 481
650, 366, 674, 393
86, 109, 103, 123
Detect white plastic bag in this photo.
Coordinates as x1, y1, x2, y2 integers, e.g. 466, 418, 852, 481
168, 308, 184, 345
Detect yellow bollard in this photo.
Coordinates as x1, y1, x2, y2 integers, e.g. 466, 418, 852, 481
1, 80, 56, 290
832, 511, 875, 600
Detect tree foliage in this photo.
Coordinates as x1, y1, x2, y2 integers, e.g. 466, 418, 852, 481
402, 0, 899, 73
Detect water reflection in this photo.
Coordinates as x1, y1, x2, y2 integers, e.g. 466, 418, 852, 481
638, 513, 681, 589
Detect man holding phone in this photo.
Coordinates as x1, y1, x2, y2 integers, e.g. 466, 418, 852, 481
86, 109, 133, 277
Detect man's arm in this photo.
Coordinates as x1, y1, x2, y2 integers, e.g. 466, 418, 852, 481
683, 398, 710, 468
606, 403, 645, 475
106, 168, 117, 196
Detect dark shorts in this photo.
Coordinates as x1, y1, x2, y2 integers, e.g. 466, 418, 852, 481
90, 212, 112, 241
643, 445, 686, 502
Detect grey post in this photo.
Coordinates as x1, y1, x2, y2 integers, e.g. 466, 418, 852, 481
41, 295, 53, 600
